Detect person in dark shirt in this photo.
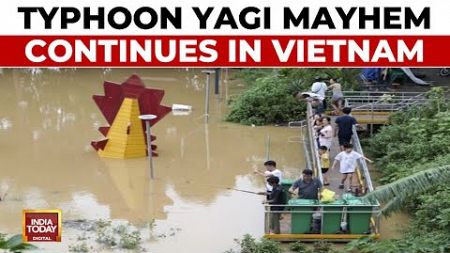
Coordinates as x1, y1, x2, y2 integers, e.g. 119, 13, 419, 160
289, 169, 322, 200
335, 107, 357, 151
263, 176, 285, 234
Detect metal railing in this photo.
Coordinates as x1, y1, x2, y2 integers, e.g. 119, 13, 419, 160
343, 91, 428, 113
351, 126, 375, 193
287, 120, 307, 143
263, 102, 381, 240
287, 120, 309, 170
305, 103, 324, 184
342, 90, 423, 98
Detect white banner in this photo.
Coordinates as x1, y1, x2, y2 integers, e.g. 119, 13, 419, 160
0, 0, 447, 35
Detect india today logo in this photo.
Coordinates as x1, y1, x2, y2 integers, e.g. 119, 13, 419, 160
22, 209, 61, 242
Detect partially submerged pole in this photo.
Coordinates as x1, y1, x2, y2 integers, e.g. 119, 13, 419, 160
214, 68, 220, 95
265, 135, 271, 160
202, 70, 215, 124
139, 114, 158, 179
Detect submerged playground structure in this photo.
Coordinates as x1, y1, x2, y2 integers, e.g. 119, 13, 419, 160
91, 75, 171, 159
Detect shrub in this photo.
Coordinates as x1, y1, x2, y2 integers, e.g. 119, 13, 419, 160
0, 234, 37, 252
227, 75, 305, 125
232, 69, 277, 86
69, 242, 90, 253
225, 234, 282, 253
312, 241, 339, 253
227, 68, 359, 125
359, 87, 450, 253
290, 241, 308, 253
119, 230, 141, 250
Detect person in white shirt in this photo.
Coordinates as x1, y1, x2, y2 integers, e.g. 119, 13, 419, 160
254, 160, 283, 193
310, 76, 328, 113
318, 116, 333, 150
311, 77, 327, 98
331, 143, 373, 192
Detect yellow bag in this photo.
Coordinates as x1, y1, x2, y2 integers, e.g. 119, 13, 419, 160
320, 188, 336, 203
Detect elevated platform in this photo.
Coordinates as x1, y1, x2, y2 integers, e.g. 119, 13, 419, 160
263, 103, 380, 241
343, 91, 427, 125
263, 91, 431, 241
264, 233, 381, 241
352, 113, 390, 125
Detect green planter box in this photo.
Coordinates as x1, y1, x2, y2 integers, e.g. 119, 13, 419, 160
281, 179, 296, 200
346, 198, 373, 234
322, 199, 345, 234
288, 199, 316, 234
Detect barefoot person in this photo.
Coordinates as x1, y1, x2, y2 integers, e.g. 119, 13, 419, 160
331, 143, 373, 192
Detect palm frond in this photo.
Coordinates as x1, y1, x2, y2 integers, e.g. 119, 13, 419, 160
379, 196, 404, 216
363, 165, 450, 214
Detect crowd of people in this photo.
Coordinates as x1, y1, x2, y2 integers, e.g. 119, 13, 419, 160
255, 77, 375, 234
295, 76, 344, 115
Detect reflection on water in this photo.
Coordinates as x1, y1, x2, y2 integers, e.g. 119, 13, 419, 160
99, 159, 172, 222
0, 68, 304, 252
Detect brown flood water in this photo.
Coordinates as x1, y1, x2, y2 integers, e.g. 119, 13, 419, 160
0, 68, 306, 252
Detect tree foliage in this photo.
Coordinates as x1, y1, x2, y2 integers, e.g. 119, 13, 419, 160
227, 74, 305, 125
368, 87, 450, 183
0, 234, 37, 252
225, 234, 283, 253
227, 68, 359, 125
356, 87, 450, 252
364, 165, 450, 215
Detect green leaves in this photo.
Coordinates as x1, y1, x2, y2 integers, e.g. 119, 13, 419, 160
227, 68, 359, 125
226, 234, 282, 253
364, 165, 450, 215
369, 109, 450, 180
346, 231, 450, 253
0, 234, 37, 252
359, 90, 450, 253
227, 74, 305, 125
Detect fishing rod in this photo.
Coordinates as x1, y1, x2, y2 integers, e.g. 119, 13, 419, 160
226, 187, 261, 195
183, 180, 262, 195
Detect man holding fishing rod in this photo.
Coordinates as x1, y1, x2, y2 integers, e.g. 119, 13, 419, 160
227, 162, 286, 234
262, 176, 286, 234
252, 161, 284, 234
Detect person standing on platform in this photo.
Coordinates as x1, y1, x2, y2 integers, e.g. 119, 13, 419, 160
319, 146, 330, 186
289, 169, 322, 200
335, 107, 357, 151
328, 78, 344, 115
254, 160, 283, 196
332, 143, 373, 192
262, 176, 286, 234
318, 116, 333, 150
311, 76, 328, 112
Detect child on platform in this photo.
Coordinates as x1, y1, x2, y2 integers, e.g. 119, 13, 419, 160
319, 146, 330, 186
331, 143, 373, 192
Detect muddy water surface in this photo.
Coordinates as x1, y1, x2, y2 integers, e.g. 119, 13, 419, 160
0, 68, 305, 252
